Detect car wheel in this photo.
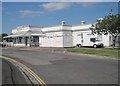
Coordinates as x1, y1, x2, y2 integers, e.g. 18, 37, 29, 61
78, 44, 82, 48
93, 44, 97, 48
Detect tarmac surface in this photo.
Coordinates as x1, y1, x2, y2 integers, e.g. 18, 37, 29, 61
2, 59, 30, 85
2, 47, 119, 84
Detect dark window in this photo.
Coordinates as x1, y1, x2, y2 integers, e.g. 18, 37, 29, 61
33, 36, 39, 43
14, 38, 16, 44
104, 33, 108, 35
90, 38, 96, 42
81, 33, 83, 38
18, 37, 22, 43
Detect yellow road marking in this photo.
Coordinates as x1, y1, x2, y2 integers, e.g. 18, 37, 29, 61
0, 56, 47, 86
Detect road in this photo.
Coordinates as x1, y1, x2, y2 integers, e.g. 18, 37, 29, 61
2, 48, 118, 84
2, 59, 30, 85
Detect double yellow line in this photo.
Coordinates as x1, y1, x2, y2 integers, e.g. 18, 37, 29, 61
0, 56, 47, 86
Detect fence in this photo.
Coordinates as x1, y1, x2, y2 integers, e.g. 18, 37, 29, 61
0, 42, 14, 47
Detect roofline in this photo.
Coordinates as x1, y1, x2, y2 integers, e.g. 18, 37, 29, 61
11, 22, 96, 32
29, 25, 43, 28
72, 24, 94, 27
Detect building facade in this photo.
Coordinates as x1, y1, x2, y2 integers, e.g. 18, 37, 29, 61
4, 21, 113, 47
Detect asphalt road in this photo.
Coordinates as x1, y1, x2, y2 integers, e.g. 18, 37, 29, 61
2, 58, 30, 85
2, 48, 118, 84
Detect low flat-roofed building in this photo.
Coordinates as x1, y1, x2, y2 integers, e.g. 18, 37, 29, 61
4, 21, 113, 47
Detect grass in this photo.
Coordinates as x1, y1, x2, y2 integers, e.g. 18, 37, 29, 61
67, 48, 119, 59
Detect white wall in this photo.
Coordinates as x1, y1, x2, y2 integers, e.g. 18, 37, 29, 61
62, 25, 72, 30
81, 31, 94, 46
63, 31, 73, 47
72, 29, 112, 47
40, 26, 73, 47
30, 26, 42, 31
73, 30, 91, 46
40, 31, 63, 47
72, 24, 91, 31
53, 36, 63, 47
72, 25, 91, 46
13, 44, 26, 47
52, 31, 63, 47
102, 33, 112, 46
73, 31, 81, 46
10, 24, 114, 47
42, 26, 62, 32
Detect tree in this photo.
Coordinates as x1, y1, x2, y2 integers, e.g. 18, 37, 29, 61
1, 33, 8, 37
94, 14, 120, 47
0, 33, 8, 42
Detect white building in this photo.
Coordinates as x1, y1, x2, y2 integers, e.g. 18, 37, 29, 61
4, 21, 113, 47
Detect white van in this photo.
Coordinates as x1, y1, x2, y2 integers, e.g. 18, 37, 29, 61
75, 33, 104, 48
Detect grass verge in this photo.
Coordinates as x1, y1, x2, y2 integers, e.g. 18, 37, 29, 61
67, 48, 119, 59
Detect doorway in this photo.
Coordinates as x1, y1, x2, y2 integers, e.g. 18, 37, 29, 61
25, 37, 28, 46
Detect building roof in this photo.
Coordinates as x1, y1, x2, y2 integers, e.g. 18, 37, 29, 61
3, 30, 45, 38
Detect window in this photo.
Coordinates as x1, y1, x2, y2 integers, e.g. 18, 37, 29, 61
14, 38, 16, 44
81, 33, 83, 38
18, 37, 22, 43
104, 33, 108, 35
95, 38, 101, 41
33, 36, 39, 43
90, 38, 96, 42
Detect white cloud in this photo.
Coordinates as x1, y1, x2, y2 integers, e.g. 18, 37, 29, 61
18, 10, 44, 15
41, 3, 73, 11
78, 2, 96, 8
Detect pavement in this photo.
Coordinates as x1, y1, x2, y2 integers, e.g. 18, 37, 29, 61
2, 47, 119, 84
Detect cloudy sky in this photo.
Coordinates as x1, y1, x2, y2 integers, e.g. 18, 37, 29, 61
2, 2, 118, 34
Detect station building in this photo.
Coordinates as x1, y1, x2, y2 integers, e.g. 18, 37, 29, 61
4, 21, 113, 47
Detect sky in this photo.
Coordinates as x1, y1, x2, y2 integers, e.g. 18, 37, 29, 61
2, 2, 118, 34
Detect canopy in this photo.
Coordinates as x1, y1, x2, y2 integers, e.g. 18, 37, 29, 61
3, 30, 45, 38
